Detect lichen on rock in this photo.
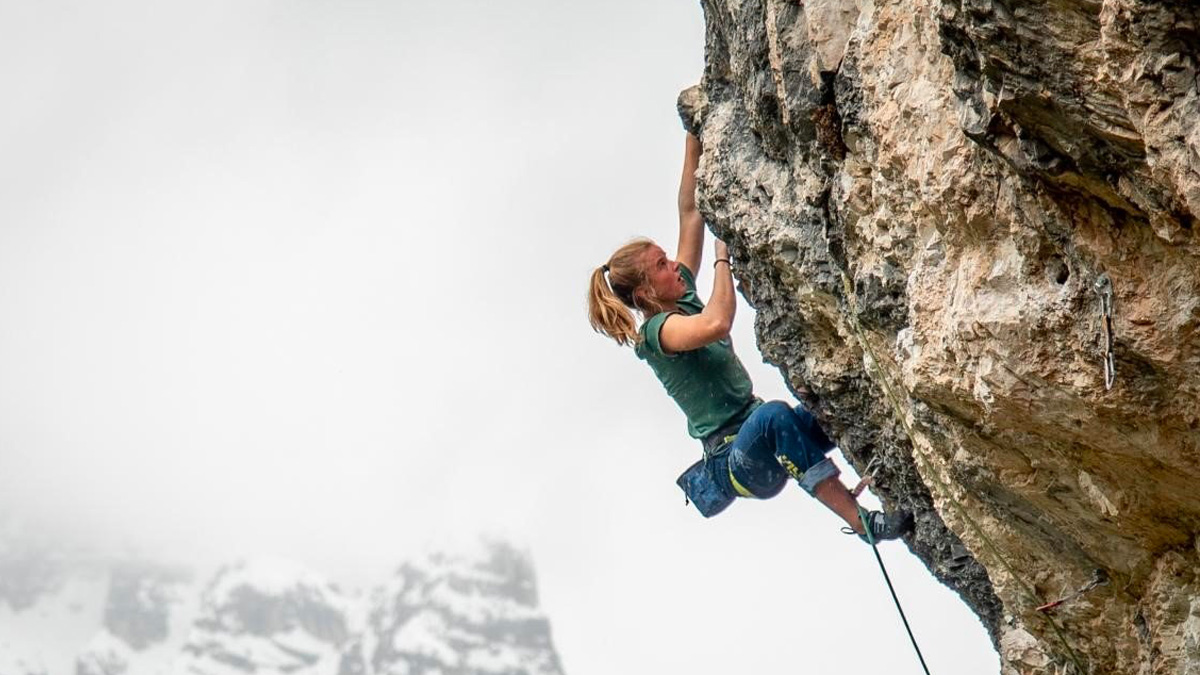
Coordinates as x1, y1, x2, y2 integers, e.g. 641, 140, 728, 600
684, 0, 1200, 672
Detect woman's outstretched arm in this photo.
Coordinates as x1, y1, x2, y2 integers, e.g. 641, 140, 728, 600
675, 133, 705, 276
659, 238, 736, 353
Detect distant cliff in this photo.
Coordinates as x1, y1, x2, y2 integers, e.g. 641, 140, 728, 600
0, 536, 565, 675
683, 0, 1200, 673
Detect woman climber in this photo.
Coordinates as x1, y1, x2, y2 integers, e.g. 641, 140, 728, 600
586, 131, 912, 543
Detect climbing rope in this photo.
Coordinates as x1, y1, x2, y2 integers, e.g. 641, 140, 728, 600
860, 505, 932, 675
837, 271, 1089, 675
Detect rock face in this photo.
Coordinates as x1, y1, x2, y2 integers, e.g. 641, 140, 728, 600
684, 0, 1200, 673
0, 539, 565, 675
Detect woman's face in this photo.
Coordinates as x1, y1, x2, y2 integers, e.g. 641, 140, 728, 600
640, 245, 686, 306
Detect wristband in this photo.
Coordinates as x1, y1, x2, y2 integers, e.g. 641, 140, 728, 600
713, 258, 731, 268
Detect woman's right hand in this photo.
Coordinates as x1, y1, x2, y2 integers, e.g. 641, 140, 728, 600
714, 239, 729, 263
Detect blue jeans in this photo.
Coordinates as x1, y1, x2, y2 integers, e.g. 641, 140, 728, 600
723, 401, 838, 498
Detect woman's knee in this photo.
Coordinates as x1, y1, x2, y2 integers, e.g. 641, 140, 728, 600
760, 399, 793, 418
751, 400, 794, 432
758, 402, 832, 478
733, 401, 792, 460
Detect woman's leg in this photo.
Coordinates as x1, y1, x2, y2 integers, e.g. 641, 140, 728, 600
736, 401, 911, 539
775, 404, 866, 531
811, 475, 867, 534
730, 401, 853, 522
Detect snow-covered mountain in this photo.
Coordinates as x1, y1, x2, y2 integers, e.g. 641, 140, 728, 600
0, 536, 565, 675
352, 544, 563, 675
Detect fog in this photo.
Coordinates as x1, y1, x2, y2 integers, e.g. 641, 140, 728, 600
0, 2, 998, 673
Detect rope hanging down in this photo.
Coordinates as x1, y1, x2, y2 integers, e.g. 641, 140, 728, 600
837, 271, 1089, 675
859, 505, 932, 675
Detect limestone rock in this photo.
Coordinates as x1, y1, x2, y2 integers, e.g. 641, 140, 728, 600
687, 0, 1200, 672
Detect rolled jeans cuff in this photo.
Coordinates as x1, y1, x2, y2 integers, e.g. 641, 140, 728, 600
797, 457, 840, 494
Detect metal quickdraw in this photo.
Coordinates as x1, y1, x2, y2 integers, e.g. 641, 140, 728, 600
1036, 569, 1110, 613
850, 455, 882, 498
1095, 274, 1116, 390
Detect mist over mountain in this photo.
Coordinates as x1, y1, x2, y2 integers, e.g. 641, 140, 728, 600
0, 528, 565, 675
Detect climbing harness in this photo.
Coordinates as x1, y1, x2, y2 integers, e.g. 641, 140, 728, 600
837, 270, 1090, 675
859, 505, 931, 675
1036, 569, 1109, 613
1095, 274, 1116, 390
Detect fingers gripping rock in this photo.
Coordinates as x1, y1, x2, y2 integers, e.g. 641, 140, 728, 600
677, 84, 708, 136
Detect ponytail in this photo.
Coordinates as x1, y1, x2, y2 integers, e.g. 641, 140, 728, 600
587, 238, 655, 347
589, 266, 639, 346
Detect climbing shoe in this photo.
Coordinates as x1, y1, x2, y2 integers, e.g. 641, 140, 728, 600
855, 509, 914, 544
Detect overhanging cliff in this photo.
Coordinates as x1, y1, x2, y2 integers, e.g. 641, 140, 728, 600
682, 0, 1200, 672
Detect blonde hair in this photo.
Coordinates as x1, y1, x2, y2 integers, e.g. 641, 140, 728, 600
587, 238, 671, 347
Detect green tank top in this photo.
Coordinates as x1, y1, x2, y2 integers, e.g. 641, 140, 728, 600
635, 264, 759, 439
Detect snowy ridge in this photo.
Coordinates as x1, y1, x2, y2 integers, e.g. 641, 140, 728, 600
176, 558, 349, 675
365, 541, 564, 675
0, 539, 564, 675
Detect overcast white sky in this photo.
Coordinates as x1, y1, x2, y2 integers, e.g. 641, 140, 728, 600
0, 1, 997, 673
